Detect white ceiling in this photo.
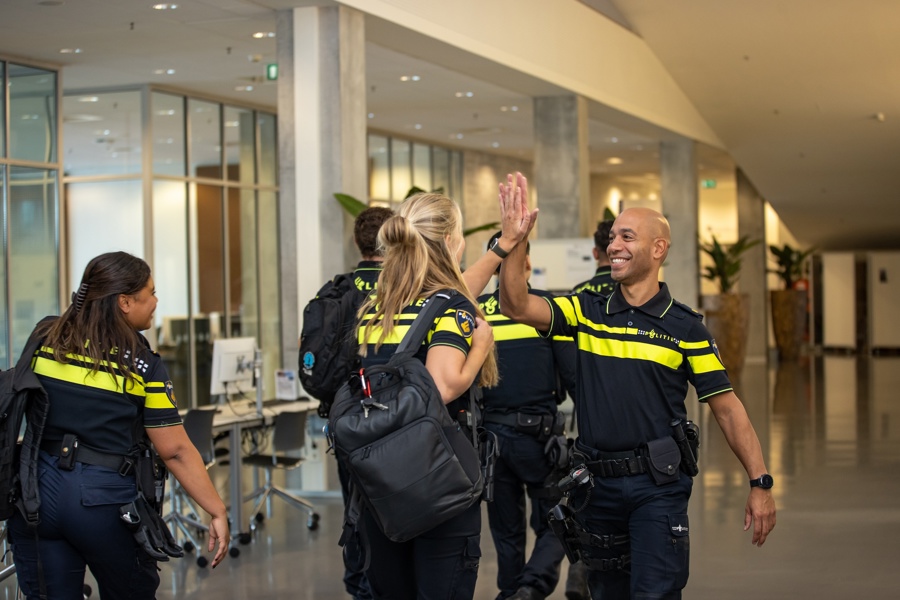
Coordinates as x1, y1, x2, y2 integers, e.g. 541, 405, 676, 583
1, 0, 897, 250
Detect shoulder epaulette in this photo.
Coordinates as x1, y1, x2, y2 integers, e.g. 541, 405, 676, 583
671, 299, 703, 320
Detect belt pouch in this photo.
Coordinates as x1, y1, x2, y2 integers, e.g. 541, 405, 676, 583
646, 436, 681, 486
58, 433, 78, 471
514, 413, 542, 437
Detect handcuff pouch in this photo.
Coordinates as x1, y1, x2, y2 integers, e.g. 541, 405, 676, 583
646, 436, 681, 486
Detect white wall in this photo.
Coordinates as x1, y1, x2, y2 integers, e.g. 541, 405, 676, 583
821, 252, 856, 349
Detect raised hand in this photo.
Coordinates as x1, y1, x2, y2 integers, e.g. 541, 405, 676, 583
498, 172, 539, 248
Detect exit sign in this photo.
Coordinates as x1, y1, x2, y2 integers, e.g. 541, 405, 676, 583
701, 179, 717, 189
266, 63, 278, 81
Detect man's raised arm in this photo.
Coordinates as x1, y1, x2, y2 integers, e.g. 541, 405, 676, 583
497, 173, 551, 330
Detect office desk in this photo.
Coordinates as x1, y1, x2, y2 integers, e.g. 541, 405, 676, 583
184, 398, 318, 549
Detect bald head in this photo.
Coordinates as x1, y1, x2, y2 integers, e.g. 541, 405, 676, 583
618, 208, 670, 243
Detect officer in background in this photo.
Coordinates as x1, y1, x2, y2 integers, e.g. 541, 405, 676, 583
332, 205, 393, 600
478, 232, 577, 600
573, 219, 615, 295
499, 173, 775, 600
565, 217, 614, 600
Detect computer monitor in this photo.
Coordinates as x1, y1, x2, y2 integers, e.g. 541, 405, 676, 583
209, 336, 257, 396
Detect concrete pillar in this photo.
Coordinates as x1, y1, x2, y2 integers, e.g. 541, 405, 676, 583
532, 96, 590, 238
276, 6, 368, 370
659, 138, 700, 309
737, 168, 768, 364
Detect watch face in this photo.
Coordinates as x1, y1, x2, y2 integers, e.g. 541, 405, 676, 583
760, 474, 774, 489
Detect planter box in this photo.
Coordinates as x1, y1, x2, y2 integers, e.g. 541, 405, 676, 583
701, 293, 750, 381
770, 289, 807, 361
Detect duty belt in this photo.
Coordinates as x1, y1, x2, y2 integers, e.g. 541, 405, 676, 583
483, 412, 546, 428
583, 448, 650, 478
41, 439, 134, 475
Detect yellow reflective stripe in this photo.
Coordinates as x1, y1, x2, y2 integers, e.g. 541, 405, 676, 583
492, 323, 540, 342
577, 333, 683, 370
551, 335, 574, 342
145, 390, 174, 409
687, 353, 725, 374
484, 314, 508, 323
552, 296, 578, 327
34, 356, 130, 393
360, 325, 411, 345
679, 340, 710, 350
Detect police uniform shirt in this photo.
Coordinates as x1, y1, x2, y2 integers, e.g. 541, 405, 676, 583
478, 288, 575, 414
34, 336, 182, 455
358, 293, 476, 412
542, 283, 732, 451
573, 266, 615, 295
353, 260, 382, 293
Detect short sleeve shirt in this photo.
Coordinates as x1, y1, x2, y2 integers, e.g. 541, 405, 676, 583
573, 267, 615, 296
478, 288, 573, 414
542, 282, 732, 451
34, 336, 182, 455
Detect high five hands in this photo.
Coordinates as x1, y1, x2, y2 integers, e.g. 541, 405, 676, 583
498, 172, 539, 245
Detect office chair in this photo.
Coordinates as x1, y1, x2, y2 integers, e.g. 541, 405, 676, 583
163, 408, 217, 567
242, 410, 320, 531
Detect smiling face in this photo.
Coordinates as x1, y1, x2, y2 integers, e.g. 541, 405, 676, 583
119, 277, 158, 331
607, 208, 671, 285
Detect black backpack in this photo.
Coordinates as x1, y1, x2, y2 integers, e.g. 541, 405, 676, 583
299, 273, 367, 417
329, 290, 484, 543
1, 322, 51, 523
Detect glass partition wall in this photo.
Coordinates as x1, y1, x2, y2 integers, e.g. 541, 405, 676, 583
1, 59, 61, 368
62, 87, 280, 407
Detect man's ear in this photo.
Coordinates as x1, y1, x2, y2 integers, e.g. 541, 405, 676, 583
652, 238, 669, 260
592, 247, 600, 261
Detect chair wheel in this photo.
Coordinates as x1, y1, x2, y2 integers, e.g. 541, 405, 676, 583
183, 541, 195, 553
307, 513, 320, 530
238, 532, 252, 545
229, 546, 241, 558
254, 512, 265, 523
197, 555, 209, 568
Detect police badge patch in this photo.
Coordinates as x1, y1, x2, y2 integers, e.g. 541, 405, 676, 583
455, 310, 475, 338
164, 380, 177, 407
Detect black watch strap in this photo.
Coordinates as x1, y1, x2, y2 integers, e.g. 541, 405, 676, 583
749, 473, 774, 489
489, 239, 510, 259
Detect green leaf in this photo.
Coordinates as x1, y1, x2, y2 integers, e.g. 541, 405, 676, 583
333, 193, 368, 218
463, 222, 500, 237
602, 207, 617, 221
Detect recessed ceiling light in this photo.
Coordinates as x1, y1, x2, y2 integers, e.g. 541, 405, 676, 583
400, 75, 421, 82
59, 48, 82, 54
510, 105, 518, 112
235, 85, 254, 92
610, 137, 619, 143
224, 121, 239, 128
607, 157, 623, 165
252, 31, 276, 39
455, 133, 464, 139
500, 106, 509, 112
414, 124, 422, 130
20, 114, 41, 121
153, 68, 176, 75
368, 113, 375, 119
78, 96, 99, 103
491, 142, 500, 148
455, 92, 474, 98
152, 3, 178, 9
155, 109, 176, 116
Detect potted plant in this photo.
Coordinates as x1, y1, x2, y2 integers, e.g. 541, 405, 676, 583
768, 244, 814, 361
699, 234, 760, 380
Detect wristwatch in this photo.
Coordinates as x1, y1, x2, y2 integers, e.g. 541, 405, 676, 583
489, 237, 510, 259
749, 474, 774, 489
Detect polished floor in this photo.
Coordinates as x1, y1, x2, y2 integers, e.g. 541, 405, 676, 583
4, 354, 900, 599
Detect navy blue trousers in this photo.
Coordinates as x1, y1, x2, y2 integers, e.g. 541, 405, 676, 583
573, 472, 692, 600
8, 452, 158, 600
486, 424, 564, 599
337, 455, 374, 599
361, 501, 481, 600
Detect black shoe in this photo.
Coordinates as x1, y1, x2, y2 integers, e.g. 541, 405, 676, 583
565, 560, 589, 600
508, 586, 543, 600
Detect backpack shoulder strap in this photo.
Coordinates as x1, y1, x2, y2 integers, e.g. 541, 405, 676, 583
392, 289, 457, 360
